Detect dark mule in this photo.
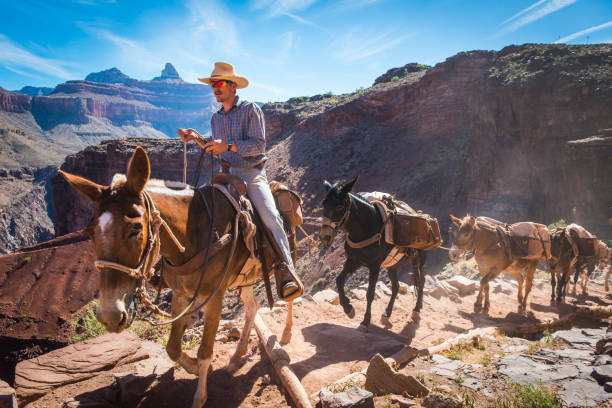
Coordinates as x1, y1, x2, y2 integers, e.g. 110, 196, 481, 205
320, 177, 426, 330
549, 227, 577, 303
60, 147, 294, 408
572, 240, 610, 295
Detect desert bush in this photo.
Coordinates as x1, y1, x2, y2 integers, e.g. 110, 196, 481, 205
70, 300, 106, 342
490, 381, 567, 408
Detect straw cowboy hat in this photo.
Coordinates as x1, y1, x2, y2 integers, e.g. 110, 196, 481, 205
198, 62, 249, 89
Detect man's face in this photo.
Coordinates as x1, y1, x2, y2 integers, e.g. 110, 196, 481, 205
211, 80, 237, 103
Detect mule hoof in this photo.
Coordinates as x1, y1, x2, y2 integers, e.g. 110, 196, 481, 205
473, 304, 482, 313
380, 314, 392, 328
178, 353, 199, 375
344, 305, 355, 319
226, 357, 243, 374
357, 323, 369, 333
280, 327, 292, 345
410, 310, 421, 321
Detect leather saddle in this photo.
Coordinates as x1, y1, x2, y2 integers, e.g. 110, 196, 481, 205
209, 172, 303, 304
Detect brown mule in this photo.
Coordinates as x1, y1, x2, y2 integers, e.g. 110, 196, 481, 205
60, 146, 296, 408
449, 215, 546, 314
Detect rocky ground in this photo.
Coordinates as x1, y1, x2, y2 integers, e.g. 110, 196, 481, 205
3, 259, 611, 407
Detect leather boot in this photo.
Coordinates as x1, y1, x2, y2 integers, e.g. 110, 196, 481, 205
276, 262, 302, 301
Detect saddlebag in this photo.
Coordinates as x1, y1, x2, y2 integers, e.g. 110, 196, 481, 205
270, 181, 303, 228
576, 237, 598, 257
566, 223, 598, 257
385, 211, 441, 250
507, 222, 551, 260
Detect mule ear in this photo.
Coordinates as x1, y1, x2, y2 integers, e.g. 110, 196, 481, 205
59, 170, 104, 202
467, 216, 476, 227
450, 214, 461, 226
340, 176, 358, 194
323, 180, 332, 191
126, 146, 150, 195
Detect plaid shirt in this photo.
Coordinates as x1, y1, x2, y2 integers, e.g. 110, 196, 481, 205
211, 95, 267, 168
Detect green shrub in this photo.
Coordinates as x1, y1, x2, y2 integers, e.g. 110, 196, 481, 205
70, 300, 107, 342
491, 381, 567, 408
548, 219, 567, 230
390, 75, 400, 82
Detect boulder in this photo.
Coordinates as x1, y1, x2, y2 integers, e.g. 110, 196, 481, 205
15, 331, 147, 403
492, 281, 513, 295
364, 353, 429, 397
559, 378, 612, 407
592, 365, 612, 384
319, 386, 374, 408
114, 341, 175, 407
349, 288, 367, 301
0, 380, 17, 408
376, 282, 392, 296
422, 392, 462, 408
445, 276, 477, 296
389, 394, 417, 407
62, 396, 116, 407
313, 289, 340, 305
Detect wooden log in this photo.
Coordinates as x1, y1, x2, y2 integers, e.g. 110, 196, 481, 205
508, 305, 612, 337
389, 327, 499, 365
254, 313, 312, 408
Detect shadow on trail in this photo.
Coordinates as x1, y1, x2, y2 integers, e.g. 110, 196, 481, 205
292, 322, 410, 380
70, 359, 272, 408
457, 309, 542, 331
529, 300, 574, 315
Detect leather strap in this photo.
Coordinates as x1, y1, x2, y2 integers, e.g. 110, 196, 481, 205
347, 232, 382, 248
162, 233, 233, 275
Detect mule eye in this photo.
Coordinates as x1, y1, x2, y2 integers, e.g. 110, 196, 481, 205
127, 224, 143, 239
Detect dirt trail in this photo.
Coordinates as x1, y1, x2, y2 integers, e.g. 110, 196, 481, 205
260, 276, 612, 397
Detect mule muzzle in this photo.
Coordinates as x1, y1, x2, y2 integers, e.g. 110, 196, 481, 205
449, 247, 463, 261
320, 220, 337, 247
96, 295, 135, 333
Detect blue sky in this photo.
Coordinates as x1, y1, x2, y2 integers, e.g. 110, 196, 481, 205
0, 0, 611, 103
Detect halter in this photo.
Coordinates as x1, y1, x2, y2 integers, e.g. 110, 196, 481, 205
321, 194, 352, 233
94, 191, 186, 318
449, 222, 477, 255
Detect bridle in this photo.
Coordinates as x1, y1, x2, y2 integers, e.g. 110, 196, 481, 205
449, 222, 477, 255
94, 191, 186, 319
321, 194, 352, 235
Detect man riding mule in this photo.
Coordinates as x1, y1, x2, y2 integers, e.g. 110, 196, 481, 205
449, 215, 551, 314
60, 146, 302, 408
178, 62, 302, 302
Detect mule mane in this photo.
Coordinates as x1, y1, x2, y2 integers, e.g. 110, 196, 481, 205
349, 192, 375, 211
108, 173, 193, 197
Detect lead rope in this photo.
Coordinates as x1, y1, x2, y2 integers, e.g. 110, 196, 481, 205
183, 140, 187, 184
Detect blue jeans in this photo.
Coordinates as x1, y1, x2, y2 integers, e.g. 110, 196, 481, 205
229, 166, 295, 270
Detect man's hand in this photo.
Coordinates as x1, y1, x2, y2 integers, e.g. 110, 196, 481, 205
203, 139, 229, 155
177, 128, 197, 143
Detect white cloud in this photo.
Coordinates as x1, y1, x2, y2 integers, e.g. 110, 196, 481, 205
278, 31, 298, 61
252, 0, 321, 27
332, 29, 412, 62
0, 33, 74, 80
187, 0, 241, 52
334, 0, 384, 11
252, 0, 318, 16
554, 20, 612, 43
498, 0, 578, 36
